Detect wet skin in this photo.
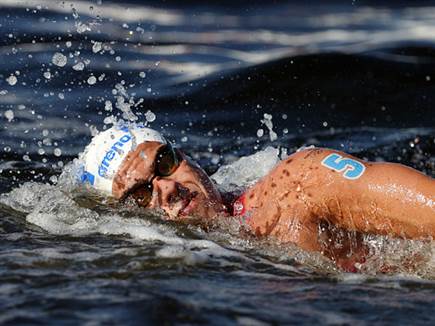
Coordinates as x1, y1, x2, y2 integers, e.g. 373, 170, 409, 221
112, 143, 435, 270
240, 148, 435, 269
113, 142, 226, 219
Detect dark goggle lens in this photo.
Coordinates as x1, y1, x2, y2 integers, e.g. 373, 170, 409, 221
127, 143, 179, 208
156, 144, 179, 176
130, 184, 153, 207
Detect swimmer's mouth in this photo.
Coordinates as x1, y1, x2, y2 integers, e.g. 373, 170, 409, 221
177, 191, 199, 217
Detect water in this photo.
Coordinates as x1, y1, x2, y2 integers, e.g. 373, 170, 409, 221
0, 0, 435, 324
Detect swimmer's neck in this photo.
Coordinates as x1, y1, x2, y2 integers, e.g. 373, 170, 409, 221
219, 190, 245, 216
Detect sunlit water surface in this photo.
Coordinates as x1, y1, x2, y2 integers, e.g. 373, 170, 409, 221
0, 1, 435, 324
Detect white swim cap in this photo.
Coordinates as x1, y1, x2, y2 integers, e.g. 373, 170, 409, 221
79, 125, 166, 196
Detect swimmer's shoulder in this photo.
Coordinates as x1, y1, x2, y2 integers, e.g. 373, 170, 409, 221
276, 147, 368, 183
281, 147, 339, 166
265, 147, 338, 184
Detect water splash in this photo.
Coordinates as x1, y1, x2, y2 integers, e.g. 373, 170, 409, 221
211, 146, 281, 193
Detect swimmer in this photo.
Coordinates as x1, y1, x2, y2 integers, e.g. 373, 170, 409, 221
80, 125, 435, 271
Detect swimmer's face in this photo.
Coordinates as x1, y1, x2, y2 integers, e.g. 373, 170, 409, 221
112, 141, 225, 219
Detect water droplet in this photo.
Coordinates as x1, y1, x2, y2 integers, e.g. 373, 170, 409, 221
145, 110, 156, 122
43, 71, 51, 79
92, 41, 102, 53
75, 22, 91, 34
6, 75, 17, 86
4, 110, 14, 122
139, 71, 146, 78
260, 113, 278, 142
54, 148, 62, 157
269, 131, 278, 141
89, 125, 99, 136
257, 128, 264, 137
87, 76, 97, 85
103, 115, 117, 125
72, 62, 85, 71
72, 8, 79, 19
104, 100, 113, 111
52, 52, 67, 67
42, 138, 52, 146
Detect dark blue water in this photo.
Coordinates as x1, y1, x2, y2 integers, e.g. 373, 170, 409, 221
0, 1, 434, 324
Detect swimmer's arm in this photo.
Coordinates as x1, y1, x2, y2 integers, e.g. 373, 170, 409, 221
313, 150, 435, 239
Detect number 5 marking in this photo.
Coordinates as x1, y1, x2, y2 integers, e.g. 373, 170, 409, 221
321, 153, 365, 180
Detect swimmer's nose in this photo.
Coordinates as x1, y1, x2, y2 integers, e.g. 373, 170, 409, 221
150, 177, 188, 208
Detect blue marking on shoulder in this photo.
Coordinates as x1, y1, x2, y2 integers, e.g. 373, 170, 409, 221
321, 153, 365, 180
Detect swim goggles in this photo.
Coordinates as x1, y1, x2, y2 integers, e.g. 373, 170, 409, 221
125, 142, 180, 207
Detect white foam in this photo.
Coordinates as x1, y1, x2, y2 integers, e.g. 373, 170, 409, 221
0, 179, 244, 267
211, 146, 281, 192
34, 247, 102, 262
